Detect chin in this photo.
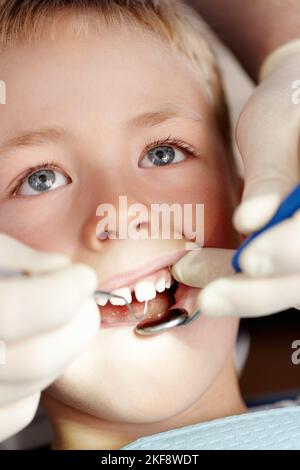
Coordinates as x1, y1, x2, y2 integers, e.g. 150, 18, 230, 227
46, 313, 239, 424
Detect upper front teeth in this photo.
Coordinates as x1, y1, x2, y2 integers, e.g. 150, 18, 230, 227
134, 281, 156, 302
96, 269, 174, 306
95, 292, 111, 306
110, 287, 132, 305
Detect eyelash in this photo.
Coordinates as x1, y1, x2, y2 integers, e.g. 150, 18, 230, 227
142, 136, 200, 161
9, 137, 199, 197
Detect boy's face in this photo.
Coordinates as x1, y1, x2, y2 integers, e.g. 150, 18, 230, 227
0, 16, 240, 423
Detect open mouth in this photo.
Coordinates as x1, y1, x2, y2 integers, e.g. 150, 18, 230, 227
96, 267, 179, 327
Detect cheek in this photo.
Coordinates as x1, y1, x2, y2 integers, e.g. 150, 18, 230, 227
137, 160, 238, 249
47, 316, 239, 424
0, 195, 82, 256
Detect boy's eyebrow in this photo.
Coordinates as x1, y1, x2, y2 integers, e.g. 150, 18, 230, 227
0, 127, 64, 157
0, 104, 202, 156
127, 103, 203, 129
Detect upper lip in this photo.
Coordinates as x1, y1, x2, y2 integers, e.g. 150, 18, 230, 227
97, 249, 187, 292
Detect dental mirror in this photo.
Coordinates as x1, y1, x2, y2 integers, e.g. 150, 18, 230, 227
134, 307, 202, 336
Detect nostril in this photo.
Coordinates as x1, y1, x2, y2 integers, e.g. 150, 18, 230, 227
97, 230, 116, 240
135, 221, 149, 232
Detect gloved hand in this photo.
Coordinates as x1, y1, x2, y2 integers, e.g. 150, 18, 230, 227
233, 39, 300, 234
172, 232, 300, 318
172, 40, 300, 319
0, 234, 99, 443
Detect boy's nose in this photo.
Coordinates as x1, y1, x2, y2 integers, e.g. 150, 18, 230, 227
82, 198, 150, 252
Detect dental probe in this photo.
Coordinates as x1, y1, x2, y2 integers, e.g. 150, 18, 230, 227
135, 182, 300, 335
134, 307, 202, 336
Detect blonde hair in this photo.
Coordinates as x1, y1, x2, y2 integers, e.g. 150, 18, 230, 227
0, 0, 231, 147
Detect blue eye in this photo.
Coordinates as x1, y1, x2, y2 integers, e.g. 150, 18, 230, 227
139, 145, 187, 168
17, 168, 69, 196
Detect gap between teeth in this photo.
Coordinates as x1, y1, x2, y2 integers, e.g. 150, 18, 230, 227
96, 272, 174, 306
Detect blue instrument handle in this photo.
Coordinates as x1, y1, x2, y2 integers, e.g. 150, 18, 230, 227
232, 183, 300, 273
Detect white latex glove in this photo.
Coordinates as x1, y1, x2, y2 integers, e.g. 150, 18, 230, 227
0, 234, 100, 442
172, 40, 300, 319
233, 39, 300, 234
172, 229, 300, 318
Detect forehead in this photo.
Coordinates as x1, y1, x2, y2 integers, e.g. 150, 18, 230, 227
0, 16, 210, 138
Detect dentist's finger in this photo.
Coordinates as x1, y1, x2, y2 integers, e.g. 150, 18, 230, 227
197, 273, 300, 317
233, 72, 300, 234
0, 298, 100, 384
0, 393, 40, 442
171, 248, 235, 288
239, 210, 300, 277
0, 263, 97, 343
0, 376, 64, 407
0, 233, 70, 274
